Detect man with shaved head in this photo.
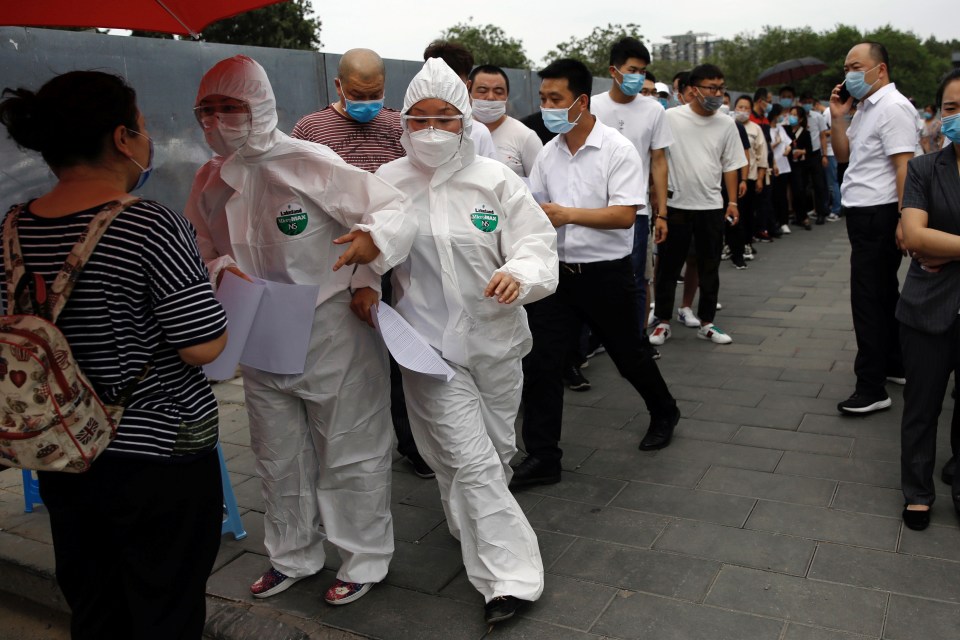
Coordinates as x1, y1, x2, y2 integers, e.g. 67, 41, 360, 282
829, 42, 917, 415
293, 48, 433, 480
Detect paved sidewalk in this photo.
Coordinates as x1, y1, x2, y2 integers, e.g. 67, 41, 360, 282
2, 221, 959, 639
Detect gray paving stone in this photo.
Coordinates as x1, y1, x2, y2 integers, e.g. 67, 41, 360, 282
884, 594, 960, 640
745, 500, 901, 550
561, 404, 635, 430
809, 543, 960, 604
798, 414, 901, 442
776, 451, 900, 489
653, 437, 784, 471
669, 384, 765, 408
654, 520, 815, 575
782, 624, 875, 640
705, 565, 887, 636
691, 402, 806, 430
558, 423, 638, 452
576, 449, 710, 487
698, 466, 836, 507
669, 418, 741, 443
231, 474, 265, 512
391, 502, 446, 543
382, 539, 465, 593
611, 482, 756, 527
522, 471, 628, 506
593, 590, 784, 640
899, 522, 960, 562
722, 378, 823, 398
550, 538, 720, 601
508, 573, 617, 631
525, 496, 668, 548
731, 426, 853, 457
756, 394, 844, 416
851, 437, 900, 463
490, 616, 607, 639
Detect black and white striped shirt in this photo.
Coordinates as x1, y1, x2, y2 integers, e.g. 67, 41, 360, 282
1, 200, 228, 461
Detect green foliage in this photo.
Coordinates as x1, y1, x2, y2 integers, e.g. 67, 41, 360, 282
704, 24, 959, 105
441, 19, 532, 69
546, 23, 645, 75
201, 0, 322, 51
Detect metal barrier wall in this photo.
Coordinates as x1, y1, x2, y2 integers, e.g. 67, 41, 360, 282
0, 27, 612, 212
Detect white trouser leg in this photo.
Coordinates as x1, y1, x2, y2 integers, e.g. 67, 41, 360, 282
401, 361, 544, 603
243, 294, 394, 583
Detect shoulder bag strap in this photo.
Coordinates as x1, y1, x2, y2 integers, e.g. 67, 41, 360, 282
2, 204, 32, 315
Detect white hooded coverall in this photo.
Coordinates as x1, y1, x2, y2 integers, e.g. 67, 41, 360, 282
375, 58, 558, 603
184, 56, 415, 584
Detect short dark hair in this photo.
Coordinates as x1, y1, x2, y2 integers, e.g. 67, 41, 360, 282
936, 68, 960, 110
790, 105, 808, 127
864, 41, 890, 74
0, 70, 139, 170
753, 88, 769, 102
779, 85, 796, 98
468, 64, 510, 93
645, 70, 657, 83
799, 91, 814, 102
735, 94, 753, 109
609, 37, 651, 68
673, 71, 691, 93
423, 40, 474, 78
769, 103, 784, 119
924, 103, 937, 113
538, 58, 593, 104
689, 64, 724, 87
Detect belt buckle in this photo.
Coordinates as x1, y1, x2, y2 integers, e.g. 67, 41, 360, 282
562, 262, 582, 275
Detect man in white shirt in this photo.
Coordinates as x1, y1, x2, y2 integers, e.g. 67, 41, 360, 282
649, 64, 747, 347
423, 41, 498, 160
800, 92, 830, 224
830, 41, 917, 414
511, 59, 679, 488
814, 99, 842, 219
467, 64, 544, 177
591, 37, 671, 335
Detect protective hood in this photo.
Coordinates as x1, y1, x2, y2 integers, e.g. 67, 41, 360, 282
400, 58, 476, 182
196, 55, 283, 158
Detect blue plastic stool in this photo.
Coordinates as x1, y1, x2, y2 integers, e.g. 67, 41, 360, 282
21, 445, 247, 540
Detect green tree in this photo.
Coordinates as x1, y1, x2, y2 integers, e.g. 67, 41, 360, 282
441, 19, 532, 69
546, 23, 645, 76
201, 0, 322, 50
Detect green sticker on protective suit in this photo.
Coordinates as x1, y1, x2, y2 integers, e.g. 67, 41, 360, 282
470, 205, 498, 232
276, 204, 308, 236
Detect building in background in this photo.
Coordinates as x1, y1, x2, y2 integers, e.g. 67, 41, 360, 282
654, 32, 720, 65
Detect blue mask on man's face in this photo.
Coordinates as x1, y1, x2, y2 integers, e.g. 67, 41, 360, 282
615, 69, 645, 96
344, 98, 384, 123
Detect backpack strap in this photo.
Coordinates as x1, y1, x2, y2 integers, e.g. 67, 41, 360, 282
46, 197, 141, 323
3, 203, 32, 316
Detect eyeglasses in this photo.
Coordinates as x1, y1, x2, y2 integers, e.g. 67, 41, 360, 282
402, 114, 463, 125
640, 88, 656, 97
695, 85, 726, 95
193, 102, 251, 122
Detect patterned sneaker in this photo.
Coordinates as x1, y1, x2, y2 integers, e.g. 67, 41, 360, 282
251, 568, 302, 599
649, 322, 672, 346
677, 307, 700, 328
324, 580, 373, 605
697, 323, 733, 344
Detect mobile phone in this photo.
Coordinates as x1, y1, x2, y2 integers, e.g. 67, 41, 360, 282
838, 83, 851, 103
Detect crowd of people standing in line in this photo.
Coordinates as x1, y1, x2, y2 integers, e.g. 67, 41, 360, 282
0, 32, 958, 639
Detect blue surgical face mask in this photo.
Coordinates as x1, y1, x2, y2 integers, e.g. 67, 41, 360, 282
920, 111, 933, 121
941, 113, 960, 144
615, 69, 645, 96
127, 128, 153, 191
541, 97, 585, 134
764, 102, 773, 115
844, 64, 881, 100
658, 97, 669, 110
344, 97, 384, 123
780, 97, 794, 108
788, 115, 799, 126
802, 103, 813, 113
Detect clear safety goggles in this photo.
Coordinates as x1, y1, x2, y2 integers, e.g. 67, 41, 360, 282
402, 114, 464, 128
193, 102, 251, 123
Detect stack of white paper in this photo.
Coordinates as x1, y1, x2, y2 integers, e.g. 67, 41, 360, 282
373, 303, 455, 382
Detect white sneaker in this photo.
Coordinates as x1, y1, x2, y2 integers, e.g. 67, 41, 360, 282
743, 245, 755, 261
826, 213, 841, 222
716, 302, 723, 311
697, 323, 733, 344
780, 224, 791, 235
649, 322, 672, 345
677, 307, 700, 328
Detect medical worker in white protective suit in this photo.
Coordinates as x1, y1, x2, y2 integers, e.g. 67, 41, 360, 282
371, 58, 558, 624
183, 55, 415, 606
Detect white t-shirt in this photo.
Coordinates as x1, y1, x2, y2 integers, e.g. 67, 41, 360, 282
470, 122, 499, 160
841, 83, 919, 208
770, 123, 793, 175
529, 119, 646, 263
590, 92, 674, 215
487, 116, 543, 177
806, 109, 826, 152
665, 105, 747, 210
822, 110, 834, 157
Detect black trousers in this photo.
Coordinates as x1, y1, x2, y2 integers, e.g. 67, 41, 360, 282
772, 172, 790, 227
727, 181, 757, 261
38, 450, 223, 640
804, 151, 829, 217
521, 257, 676, 462
900, 321, 960, 506
382, 273, 420, 458
844, 203, 904, 397
654, 208, 725, 324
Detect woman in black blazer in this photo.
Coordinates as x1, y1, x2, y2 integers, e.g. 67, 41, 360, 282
897, 68, 960, 530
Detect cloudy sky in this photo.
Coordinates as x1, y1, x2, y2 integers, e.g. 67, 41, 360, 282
315, 1, 959, 65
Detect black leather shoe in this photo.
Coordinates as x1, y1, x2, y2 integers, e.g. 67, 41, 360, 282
942, 457, 955, 486
509, 456, 561, 489
902, 506, 931, 531
639, 405, 681, 451
484, 596, 521, 624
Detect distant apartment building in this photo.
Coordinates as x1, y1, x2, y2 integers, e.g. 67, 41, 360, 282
654, 32, 720, 65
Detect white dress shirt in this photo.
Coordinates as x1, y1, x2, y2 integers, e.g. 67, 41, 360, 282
806, 109, 826, 152
840, 83, 919, 208
529, 118, 646, 264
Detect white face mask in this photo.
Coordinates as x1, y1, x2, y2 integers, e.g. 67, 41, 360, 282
471, 99, 506, 124
201, 113, 252, 157
733, 110, 750, 123
408, 128, 462, 168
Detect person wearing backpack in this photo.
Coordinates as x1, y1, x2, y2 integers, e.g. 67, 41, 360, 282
0, 71, 228, 640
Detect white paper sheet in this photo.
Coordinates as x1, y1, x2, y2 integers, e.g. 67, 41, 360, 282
203, 272, 320, 379
373, 303, 455, 382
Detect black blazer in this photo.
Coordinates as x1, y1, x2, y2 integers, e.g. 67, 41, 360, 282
896, 144, 960, 334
